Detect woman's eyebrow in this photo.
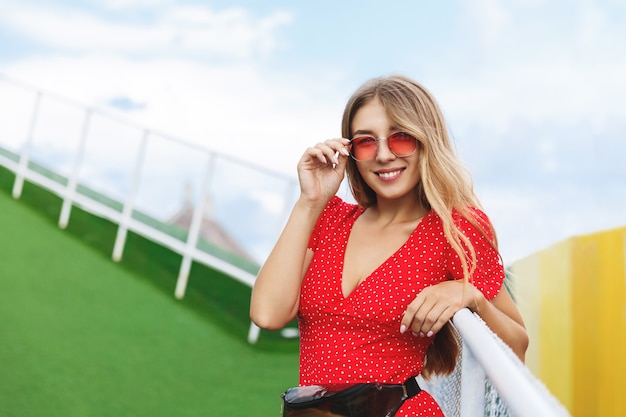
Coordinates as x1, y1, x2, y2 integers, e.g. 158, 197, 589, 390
352, 127, 400, 137
352, 129, 375, 136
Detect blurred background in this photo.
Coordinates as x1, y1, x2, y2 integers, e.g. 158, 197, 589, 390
1, 0, 624, 264
1, 1, 625, 416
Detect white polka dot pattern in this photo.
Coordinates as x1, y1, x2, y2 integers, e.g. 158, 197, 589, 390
299, 197, 504, 416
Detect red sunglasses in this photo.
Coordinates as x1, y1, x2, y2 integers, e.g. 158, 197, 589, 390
349, 132, 418, 161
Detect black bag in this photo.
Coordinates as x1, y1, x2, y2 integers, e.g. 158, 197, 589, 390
281, 376, 421, 417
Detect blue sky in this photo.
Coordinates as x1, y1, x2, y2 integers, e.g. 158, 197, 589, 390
1, 0, 625, 263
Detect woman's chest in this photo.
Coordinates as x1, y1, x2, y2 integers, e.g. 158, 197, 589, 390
341, 221, 418, 299
301, 234, 449, 323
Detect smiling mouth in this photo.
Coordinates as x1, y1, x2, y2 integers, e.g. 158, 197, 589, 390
377, 169, 403, 180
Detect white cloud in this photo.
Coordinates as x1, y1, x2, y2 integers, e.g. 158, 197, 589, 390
161, 6, 292, 57
2, 8, 161, 52
437, 1, 626, 135
0, 3, 292, 58
249, 190, 290, 217
463, 0, 512, 48
99, 0, 174, 9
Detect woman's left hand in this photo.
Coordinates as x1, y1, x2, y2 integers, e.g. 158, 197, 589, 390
399, 280, 483, 337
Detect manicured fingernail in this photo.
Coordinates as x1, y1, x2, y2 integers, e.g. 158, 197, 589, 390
340, 148, 350, 156
399, 325, 407, 334
412, 332, 419, 337
426, 331, 434, 337
419, 332, 425, 338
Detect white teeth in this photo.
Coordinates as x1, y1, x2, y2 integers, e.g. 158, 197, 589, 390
378, 170, 401, 179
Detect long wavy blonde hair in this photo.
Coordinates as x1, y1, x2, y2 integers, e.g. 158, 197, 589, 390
341, 74, 498, 377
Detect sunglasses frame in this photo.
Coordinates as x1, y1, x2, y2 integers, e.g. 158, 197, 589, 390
349, 132, 418, 161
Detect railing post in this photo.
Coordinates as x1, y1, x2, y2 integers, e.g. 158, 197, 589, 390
247, 322, 261, 344
453, 308, 569, 417
277, 178, 297, 234
59, 108, 92, 229
12, 91, 41, 199
175, 151, 216, 299
112, 129, 150, 262
459, 339, 486, 416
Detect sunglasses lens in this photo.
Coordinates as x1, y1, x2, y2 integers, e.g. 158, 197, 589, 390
350, 133, 417, 161
350, 137, 377, 161
388, 133, 417, 156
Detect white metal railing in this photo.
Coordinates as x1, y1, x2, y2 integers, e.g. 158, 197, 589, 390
439, 308, 571, 417
0, 72, 296, 343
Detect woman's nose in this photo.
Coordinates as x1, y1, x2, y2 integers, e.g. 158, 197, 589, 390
375, 138, 396, 162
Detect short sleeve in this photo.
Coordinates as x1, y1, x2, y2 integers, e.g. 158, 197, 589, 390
446, 208, 504, 299
307, 196, 344, 252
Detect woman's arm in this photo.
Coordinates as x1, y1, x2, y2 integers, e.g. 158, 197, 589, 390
250, 138, 350, 330
249, 201, 318, 330
472, 283, 529, 361
400, 280, 529, 362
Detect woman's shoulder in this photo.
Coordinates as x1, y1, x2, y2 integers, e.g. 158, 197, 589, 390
449, 206, 492, 226
428, 206, 495, 241
309, 197, 361, 248
314, 196, 362, 228
424, 206, 489, 224
452, 206, 497, 243
323, 195, 362, 216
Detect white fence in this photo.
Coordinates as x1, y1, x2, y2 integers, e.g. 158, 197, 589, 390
0, 73, 295, 344
443, 308, 571, 417
0, 74, 571, 416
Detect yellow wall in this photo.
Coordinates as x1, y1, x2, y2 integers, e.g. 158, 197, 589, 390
512, 253, 542, 372
511, 226, 626, 417
540, 240, 573, 408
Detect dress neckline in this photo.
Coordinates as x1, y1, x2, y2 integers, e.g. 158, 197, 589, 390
339, 207, 431, 300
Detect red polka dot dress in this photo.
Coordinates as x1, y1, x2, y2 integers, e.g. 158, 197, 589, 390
299, 197, 504, 416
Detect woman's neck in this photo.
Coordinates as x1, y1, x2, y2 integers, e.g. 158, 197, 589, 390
367, 195, 428, 227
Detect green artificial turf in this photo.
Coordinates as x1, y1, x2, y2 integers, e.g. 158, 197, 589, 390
0, 167, 299, 417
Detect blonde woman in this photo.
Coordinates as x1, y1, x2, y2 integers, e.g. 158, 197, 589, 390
251, 75, 528, 416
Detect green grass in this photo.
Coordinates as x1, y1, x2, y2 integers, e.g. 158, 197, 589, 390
0, 165, 299, 417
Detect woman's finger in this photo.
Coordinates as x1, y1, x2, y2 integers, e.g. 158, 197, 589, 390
416, 304, 452, 337
305, 139, 350, 165
400, 295, 428, 334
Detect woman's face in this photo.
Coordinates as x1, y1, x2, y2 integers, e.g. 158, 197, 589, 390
350, 98, 421, 203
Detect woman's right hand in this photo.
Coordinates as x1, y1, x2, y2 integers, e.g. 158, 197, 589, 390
297, 138, 351, 206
